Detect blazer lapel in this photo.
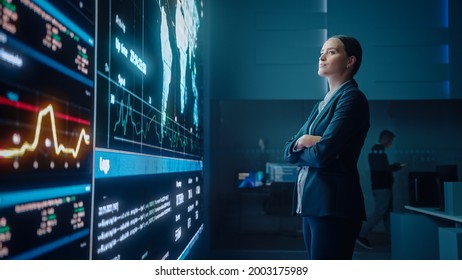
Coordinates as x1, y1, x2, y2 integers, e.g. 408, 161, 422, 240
309, 80, 357, 134
305, 101, 322, 134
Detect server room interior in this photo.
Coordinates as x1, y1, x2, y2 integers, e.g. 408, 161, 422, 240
204, 0, 462, 260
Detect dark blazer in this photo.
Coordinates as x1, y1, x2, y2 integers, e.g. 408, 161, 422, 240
283, 79, 369, 220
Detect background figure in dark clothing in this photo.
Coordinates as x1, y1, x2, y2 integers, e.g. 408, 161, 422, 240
356, 130, 404, 249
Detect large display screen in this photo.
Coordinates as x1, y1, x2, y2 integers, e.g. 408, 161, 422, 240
0, 0, 204, 260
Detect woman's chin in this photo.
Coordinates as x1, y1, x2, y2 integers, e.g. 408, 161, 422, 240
318, 70, 328, 77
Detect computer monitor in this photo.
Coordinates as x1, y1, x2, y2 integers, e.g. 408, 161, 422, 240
237, 171, 265, 188
408, 172, 439, 207
436, 165, 458, 182
265, 162, 299, 184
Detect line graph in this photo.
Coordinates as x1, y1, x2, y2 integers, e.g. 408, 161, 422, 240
0, 96, 90, 126
0, 97, 90, 159
112, 92, 200, 157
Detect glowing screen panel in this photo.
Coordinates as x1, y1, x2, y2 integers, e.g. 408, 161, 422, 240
0, 0, 204, 260
93, 0, 204, 260
0, 0, 94, 259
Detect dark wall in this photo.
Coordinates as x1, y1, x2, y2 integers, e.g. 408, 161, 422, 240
209, 0, 327, 100
209, 0, 461, 100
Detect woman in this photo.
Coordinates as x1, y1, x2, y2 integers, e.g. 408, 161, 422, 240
283, 35, 370, 259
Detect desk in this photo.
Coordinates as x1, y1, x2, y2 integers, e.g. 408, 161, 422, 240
404, 205, 462, 225
391, 206, 462, 259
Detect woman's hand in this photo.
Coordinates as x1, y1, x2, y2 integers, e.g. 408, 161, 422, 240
294, 135, 322, 150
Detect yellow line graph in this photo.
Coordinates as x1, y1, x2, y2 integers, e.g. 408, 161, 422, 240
0, 104, 90, 159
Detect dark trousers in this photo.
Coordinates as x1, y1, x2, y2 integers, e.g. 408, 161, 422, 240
302, 216, 362, 260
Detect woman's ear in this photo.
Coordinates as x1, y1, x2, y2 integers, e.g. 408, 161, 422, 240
347, 56, 357, 69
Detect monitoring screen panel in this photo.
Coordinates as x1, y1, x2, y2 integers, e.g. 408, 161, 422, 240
0, 0, 204, 260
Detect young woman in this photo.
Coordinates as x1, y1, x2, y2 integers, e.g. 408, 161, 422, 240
283, 35, 370, 259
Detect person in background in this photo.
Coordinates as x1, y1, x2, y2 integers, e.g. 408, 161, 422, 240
356, 129, 405, 249
283, 35, 370, 259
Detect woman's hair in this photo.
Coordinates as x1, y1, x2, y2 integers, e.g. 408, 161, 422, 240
330, 35, 362, 76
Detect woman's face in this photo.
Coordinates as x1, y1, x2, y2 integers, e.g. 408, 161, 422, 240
318, 38, 351, 78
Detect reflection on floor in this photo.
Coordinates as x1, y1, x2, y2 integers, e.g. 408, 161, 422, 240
210, 231, 391, 260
